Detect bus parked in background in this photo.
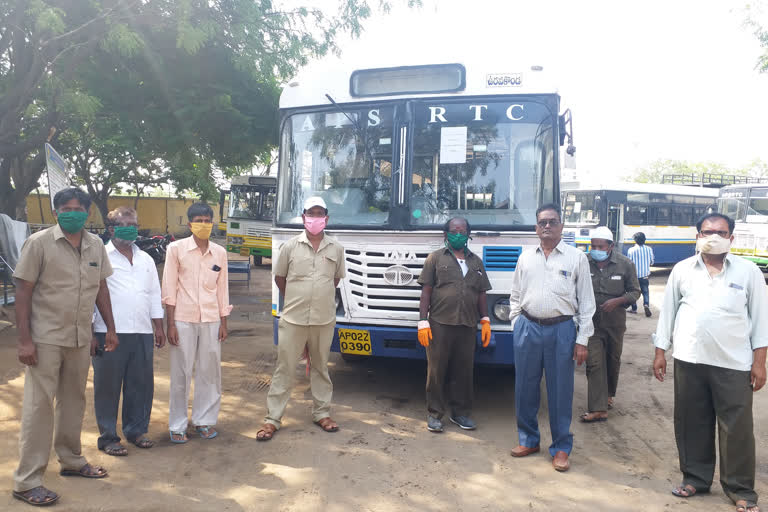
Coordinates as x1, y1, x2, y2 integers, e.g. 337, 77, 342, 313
218, 189, 230, 235
717, 183, 768, 269
562, 184, 717, 264
226, 175, 276, 266
272, 58, 575, 365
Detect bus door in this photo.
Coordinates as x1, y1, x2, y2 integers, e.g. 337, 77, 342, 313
607, 203, 624, 253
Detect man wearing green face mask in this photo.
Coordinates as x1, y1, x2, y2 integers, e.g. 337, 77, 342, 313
91, 207, 165, 456
417, 217, 492, 433
12, 187, 118, 506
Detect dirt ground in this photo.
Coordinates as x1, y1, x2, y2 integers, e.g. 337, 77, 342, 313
0, 265, 766, 512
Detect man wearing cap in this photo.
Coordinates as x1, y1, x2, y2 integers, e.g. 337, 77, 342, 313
257, 196, 346, 441
580, 226, 640, 423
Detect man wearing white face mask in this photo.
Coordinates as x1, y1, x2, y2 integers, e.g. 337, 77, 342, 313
653, 213, 768, 512
257, 197, 346, 441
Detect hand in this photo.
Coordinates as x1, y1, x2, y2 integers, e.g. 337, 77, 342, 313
653, 350, 667, 382
751, 364, 766, 392
154, 329, 166, 349
573, 344, 587, 366
600, 298, 625, 313
90, 336, 99, 357
218, 324, 228, 343
417, 320, 432, 348
105, 330, 119, 352
480, 317, 491, 348
17, 336, 37, 366
167, 325, 179, 346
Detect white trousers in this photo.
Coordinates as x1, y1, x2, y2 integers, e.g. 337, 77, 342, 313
169, 321, 221, 432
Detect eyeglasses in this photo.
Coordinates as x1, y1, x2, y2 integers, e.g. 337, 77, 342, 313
700, 230, 729, 238
537, 219, 561, 228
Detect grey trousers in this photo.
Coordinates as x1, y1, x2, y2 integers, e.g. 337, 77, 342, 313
586, 324, 624, 412
674, 358, 757, 504
92, 333, 154, 449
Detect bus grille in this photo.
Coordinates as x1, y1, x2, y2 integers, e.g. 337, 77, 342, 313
344, 249, 429, 318
482, 246, 523, 271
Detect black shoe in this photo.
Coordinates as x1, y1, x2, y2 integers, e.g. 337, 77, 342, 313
427, 415, 444, 433
449, 415, 477, 430
644, 305, 652, 317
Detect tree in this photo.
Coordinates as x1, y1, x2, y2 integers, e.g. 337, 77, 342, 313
1, 0, 408, 218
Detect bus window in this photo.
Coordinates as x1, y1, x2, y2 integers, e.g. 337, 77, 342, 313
670, 206, 693, 226
410, 101, 555, 226
718, 197, 747, 221
564, 191, 600, 225
624, 205, 648, 225
747, 192, 768, 223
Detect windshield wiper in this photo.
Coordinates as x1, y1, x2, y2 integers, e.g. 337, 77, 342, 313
325, 93, 362, 133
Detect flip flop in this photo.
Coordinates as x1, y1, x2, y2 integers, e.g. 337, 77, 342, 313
580, 412, 608, 423
60, 463, 108, 478
314, 417, 339, 433
671, 484, 707, 498
103, 442, 128, 456
736, 500, 760, 512
170, 431, 188, 444
129, 436, 154, 449
256, 424, 277, 442
195, 425, 218, 439
12, 486, 60, 506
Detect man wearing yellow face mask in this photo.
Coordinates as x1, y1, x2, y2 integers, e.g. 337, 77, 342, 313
162, 203, 232, 444
653, 213, 768, 512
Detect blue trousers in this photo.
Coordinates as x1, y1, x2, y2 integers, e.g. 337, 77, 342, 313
513, 315, 577, 456
92, 333, 154, 449
631, 278, 650, 310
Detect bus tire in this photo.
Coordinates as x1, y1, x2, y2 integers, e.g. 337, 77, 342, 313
253, 255, 263, 266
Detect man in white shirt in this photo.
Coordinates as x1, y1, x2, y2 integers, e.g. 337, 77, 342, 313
653, 213, 767, 512
92, 207, 165, 455
508, 204, 596, 472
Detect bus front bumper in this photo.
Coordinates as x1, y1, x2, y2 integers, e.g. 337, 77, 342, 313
272, 318, 515, 366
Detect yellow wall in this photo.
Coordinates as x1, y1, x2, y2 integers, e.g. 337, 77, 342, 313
26, 194, 222, 236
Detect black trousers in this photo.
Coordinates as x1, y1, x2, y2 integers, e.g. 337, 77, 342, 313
586, 323, 624, 412
674, 359, 757, 504
425, 321, 476, 419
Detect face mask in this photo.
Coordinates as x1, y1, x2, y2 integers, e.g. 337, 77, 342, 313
57, 211, 88, 234
697, 234, 731, 254
190, 222, 213, 240
304, 216, 327, 235
445, 232, 469, 250
590, 249, 609, 262
113, 226, 138, 241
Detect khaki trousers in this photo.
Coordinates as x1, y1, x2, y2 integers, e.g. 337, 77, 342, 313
586, 322, 625, 412
14, 343, 90, 492
265, 319, 335, 428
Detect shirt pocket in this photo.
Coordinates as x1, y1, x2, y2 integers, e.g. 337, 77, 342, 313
321, 252, 338, 278
290, 254, 315, 279
603, 275, 625, 297
202, 268, 220, 291
465, 262, 485, 290
548, 267, 573, 297
436, 263, 461, 287
80, 258, 102, 295
714, 284, 747, 314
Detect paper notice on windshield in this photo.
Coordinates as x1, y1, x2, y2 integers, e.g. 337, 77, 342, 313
45, 143, 69, 210
440, 126, 467, 164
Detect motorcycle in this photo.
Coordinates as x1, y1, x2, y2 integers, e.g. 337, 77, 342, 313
135, 235, 166, 264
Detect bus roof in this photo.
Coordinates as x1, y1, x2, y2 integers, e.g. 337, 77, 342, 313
230, 175, 277, 186
279, 58, 560, 110
563, 183, 719, 198
719, 183, 768, 193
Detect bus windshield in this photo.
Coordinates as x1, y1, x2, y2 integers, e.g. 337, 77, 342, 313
229, 185, 275, 220
563, 191, 600, 225
277, 106, 393, 226
410, 101, 555, 227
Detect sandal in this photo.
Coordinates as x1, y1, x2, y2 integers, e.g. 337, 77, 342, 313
736, 500, 760, 512
129, 436, 154, 449
60, 463, 108, 478
314, 417, 339, 433
170, 431, 188, 444
195, 425, 218, 439
12, 486, 60, 506
580, 412, 608, 423
103, 442, 128, 456
671, 484, 705, 498
256, 423, 277, 442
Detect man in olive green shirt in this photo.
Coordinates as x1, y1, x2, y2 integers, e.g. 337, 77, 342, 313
418, 217, 492, 433
257, 197, 345, 441
12, 188, 118, 506
581, 226, 640, 423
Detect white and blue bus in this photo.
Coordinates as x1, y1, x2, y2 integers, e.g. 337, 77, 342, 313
562, 184, 718, 264
271, 59, 574, 365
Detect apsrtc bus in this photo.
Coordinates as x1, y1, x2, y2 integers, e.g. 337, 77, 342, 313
226, 175, 276, 266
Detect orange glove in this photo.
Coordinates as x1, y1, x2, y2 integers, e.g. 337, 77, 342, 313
417, 320, 432, 347
480, 317, 491, 348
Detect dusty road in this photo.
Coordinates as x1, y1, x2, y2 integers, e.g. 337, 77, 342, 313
0, 266, 766, 511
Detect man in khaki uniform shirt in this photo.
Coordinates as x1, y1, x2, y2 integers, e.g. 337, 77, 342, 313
257, 197, 345, 441
11, 188, 118, 506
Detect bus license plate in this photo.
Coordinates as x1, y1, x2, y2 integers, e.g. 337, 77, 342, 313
338, 329, 372, 355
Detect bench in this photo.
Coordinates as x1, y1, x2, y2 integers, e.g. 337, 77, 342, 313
227, 260, 251, 285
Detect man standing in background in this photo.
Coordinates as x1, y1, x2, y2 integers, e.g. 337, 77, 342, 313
627, 232, 654, 317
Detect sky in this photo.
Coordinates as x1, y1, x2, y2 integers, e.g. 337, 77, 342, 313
298, 0, 768, 182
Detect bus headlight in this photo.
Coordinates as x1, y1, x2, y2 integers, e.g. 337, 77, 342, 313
335, 289, 345, 315
493, 298, 511, 321
229, 237, 244, 245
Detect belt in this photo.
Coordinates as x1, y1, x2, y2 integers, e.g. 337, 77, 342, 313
521, 310, 573, 326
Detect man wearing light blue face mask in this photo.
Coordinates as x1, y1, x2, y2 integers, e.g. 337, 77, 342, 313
581, 226, 640, 423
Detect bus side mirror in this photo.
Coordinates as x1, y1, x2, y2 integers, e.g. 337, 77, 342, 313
560, 109, 576, 168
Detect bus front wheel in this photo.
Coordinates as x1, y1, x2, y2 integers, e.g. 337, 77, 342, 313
253, 255, 263, 266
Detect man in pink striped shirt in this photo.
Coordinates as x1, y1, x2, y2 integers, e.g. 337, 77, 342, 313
162, 203, 232, 444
